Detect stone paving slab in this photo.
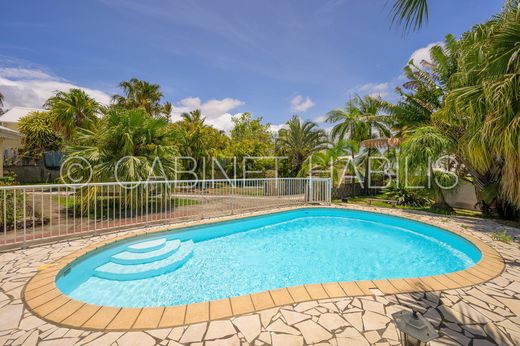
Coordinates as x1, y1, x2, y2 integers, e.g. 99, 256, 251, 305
0, 204, 518, 345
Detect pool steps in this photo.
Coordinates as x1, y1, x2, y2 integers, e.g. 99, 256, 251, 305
111, 240, 181, 265
127, 238, 167, 253
93, 239, 194, 280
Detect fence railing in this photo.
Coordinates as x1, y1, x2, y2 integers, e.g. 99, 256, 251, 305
0, 178, 331, 249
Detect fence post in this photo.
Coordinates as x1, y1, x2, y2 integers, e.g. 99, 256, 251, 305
201, 179, 205, 220
308, 177, 313, 204
231, 180, 235, 215
328, 178, 332, 205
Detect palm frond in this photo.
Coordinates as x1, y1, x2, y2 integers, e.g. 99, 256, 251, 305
390, 0, 429, 32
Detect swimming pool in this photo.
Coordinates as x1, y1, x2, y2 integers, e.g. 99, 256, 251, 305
56, 208, 481, 307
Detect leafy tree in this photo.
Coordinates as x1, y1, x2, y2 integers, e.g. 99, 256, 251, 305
230, 113, 272, 143
112, 78, 172, 117
276, 116, 328, 175
18, 111, 62, 158
170, 109, 229, 177
225, 113, 274, 177
45, 88, 100, 141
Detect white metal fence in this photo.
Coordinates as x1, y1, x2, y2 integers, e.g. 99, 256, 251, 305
0, 178, 331, 249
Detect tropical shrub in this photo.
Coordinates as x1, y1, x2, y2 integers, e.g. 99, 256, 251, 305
383, 183, 432, 207
492, 231, 513, 244
18, 111, 62, 158
64, 107, 179, 183
0, 179, 43, 232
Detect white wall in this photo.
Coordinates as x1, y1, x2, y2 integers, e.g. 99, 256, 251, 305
445, 180, 479, 210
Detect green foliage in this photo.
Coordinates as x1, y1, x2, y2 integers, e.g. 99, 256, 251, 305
0, 175, 15, 184
394, 4, 520, 217
18, 111, 63, 158
299, 139, 359, 186
230, 113, 272, 143
225, 113, 274, 176
383, 183, 432, 207
401, 126, 454, 174
327, 95, 391, 143
64, 107, 179, 183
439, 1, 520, 210
170, 109, 229, 177
0, 179, 42, 231
492, 230, 513, 244
276, 116, 329, 176
112, 78, 172, 117
390, 0, 429, 32
45, 88, 100, 141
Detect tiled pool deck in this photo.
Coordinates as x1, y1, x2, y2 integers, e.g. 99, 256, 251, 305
1, 204, 519, 345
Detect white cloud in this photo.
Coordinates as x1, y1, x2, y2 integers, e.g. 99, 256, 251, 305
356, 82, 390, 98
314, 115, 328, 124
290, 95, 315, 113
0, 66, 111, 109
170, 97, 244, 132
409, 42, 443, 66
269, 123, 286, 134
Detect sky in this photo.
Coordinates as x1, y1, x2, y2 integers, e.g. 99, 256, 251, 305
0, 0, 504, 131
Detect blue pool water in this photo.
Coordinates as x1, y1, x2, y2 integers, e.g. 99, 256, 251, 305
57, 208, 481, 307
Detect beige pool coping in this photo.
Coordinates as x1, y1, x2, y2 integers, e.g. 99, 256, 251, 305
22, 205, 505, 331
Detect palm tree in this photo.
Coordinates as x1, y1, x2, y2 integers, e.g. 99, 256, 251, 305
63, 107, 179, 214
438, 1, 520, 215
181, 109, 205, 126
390, 0, 429, 32
299, 139, 358, 186
327, 95, 392, 194
386, 35, 458, 133
112, 78, 172, 117
45, 88, 100, 141
400, 126, 457, 212
65, 107, 178, 183
276, 116, 328, 175
394, 3, 520, 217
0, 91, 4, 114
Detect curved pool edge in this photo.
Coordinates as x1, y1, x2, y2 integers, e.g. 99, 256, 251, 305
22, 205, 505, 331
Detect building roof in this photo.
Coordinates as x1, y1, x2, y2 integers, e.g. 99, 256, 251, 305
0, 107, 47, 124
0, 125, 20, 139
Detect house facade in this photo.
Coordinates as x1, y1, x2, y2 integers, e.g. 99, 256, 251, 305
0, 107, 46, 176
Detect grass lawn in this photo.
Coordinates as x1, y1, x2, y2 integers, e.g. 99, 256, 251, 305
54, 194, 199, 217
335, 196, 483, 217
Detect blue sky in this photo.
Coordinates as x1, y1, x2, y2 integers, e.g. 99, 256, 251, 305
0, 0, 503, 130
